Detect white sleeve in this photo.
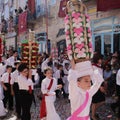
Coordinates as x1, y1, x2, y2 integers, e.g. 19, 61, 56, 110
89, 70, 104, 96
41, 80, 48, 94
11, 73, 15, 85
1, 74, 6, 82
116, 70, 120, 85
41, 59, 49, 72
68, 69, 78, 82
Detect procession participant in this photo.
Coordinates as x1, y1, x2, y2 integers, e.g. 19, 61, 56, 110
0, 64, 6, 117
40, 67, 62, 120
1, 65, 13, 110
17, 63, 34, 120
41, 55, 52, 73
91, 53, 105, 120
67, 60, 104, 120
54, 64, 65, 98
0, 82, 6, 117
11, 61, 21, 118
63, 63, 69, 97
53, 61, 58, 77
6, 51, 19, 71
111, 66, 120, 120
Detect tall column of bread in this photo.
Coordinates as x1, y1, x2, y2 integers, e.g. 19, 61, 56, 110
65, 0, 93, 63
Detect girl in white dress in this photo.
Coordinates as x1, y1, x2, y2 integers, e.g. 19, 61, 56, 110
40, 67, 62, 120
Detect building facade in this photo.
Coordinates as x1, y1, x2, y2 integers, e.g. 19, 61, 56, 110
0, 0, 120, 55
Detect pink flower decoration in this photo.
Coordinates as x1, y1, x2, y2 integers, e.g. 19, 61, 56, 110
66, 35, 70, 40
73, 17, 82, 24
88, 28, 91, 33
89, 42, 93, 48
81, 48, 85, 52
67, 45, 72, 51
85, 14, 90, 19
86, 19, 90, 22
75, 48, 79, 53
65, 15, 69, 21
74, 32, 83, 38
89, 48, 93, 52
68, 50, 72, 55
88, 33, 92, 38
74, 27, 83, 35
64, 15, 70, 24
75, 43, 84, 50
78, 51, 84, 57
72, 12, 80, 19
65, 31, 70, 35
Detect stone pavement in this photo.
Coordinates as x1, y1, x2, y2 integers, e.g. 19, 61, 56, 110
0, 88, 117, 120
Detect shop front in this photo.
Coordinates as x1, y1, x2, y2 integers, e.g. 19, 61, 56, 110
91, 17, 120, 56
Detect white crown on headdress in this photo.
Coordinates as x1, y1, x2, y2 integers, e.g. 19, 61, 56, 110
75, 61, 93, 78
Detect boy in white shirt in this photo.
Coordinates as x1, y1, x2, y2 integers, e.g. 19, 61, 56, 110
1, 65, 13, 110
17, 63, 34, 120
11, 61, 21, 118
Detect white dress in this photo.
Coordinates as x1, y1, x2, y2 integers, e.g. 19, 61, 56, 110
41, 77, 61, 120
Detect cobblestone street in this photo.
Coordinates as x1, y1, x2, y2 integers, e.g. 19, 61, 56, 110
1, 88, 117, 120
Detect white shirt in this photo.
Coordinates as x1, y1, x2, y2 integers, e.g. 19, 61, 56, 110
11, 70, 19, 85
6, 56, 17, 67
116, 69, 120, 86
1, 72, 11, 83
0, 65, 6, 77
62, 59, 70, 67
68, 69, 104, 117
41, 58, 49, 72
54, 70, 61, 80
63, 67, 69, 76
17, 75, 34, 90
41, 77, 57, 94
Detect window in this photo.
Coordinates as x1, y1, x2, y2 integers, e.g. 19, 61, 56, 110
95, 36, 101, 53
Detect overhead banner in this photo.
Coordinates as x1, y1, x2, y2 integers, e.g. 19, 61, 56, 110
97, 0, 120, 11
18, 11, 27, 35
28, 0, 36, 15
58, 0, 69, 18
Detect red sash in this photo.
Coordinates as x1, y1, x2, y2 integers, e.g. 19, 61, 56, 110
40, 79, 53, 119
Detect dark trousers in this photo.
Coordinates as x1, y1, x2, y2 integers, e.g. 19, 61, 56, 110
19, 90, 33, 120
111, 85, 120, 118
13, 83, 21, 116
3, 83, 13, 109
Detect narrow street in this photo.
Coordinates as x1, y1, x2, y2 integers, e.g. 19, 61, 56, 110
1, 88, 116, 120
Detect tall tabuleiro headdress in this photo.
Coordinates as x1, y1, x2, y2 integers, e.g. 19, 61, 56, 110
64, 0, 93, 63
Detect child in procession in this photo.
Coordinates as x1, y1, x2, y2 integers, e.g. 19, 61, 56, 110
1, 65, 13, 111
11, 61, 21, 118
67, 60, 104, 120
40, 67, 62, 120
17, 63, 34, 120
